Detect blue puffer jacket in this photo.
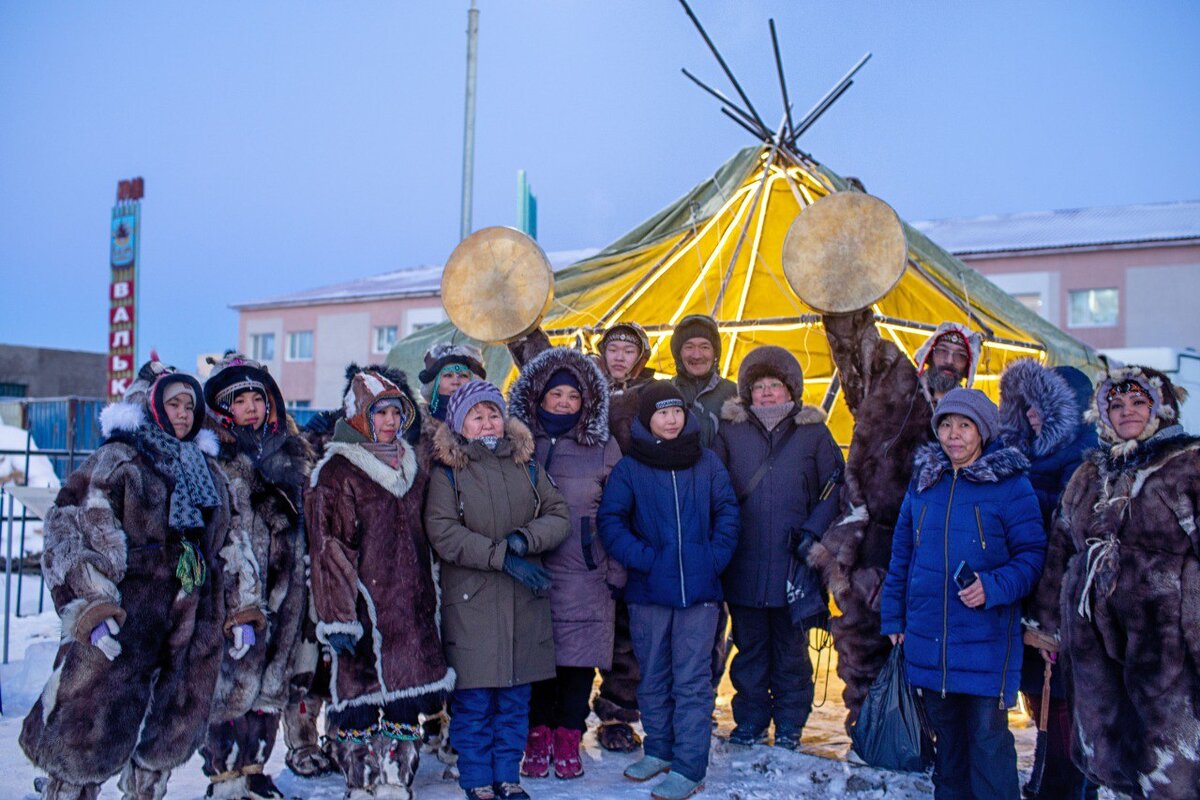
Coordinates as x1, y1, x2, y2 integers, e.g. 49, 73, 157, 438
880, 440, 1046, 706
598, 417, 740, 608
999, 361, 1098, 525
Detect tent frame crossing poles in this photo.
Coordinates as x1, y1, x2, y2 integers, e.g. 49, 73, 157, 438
769, 19, 796, 141
677, 0, 770, 137
711, 114, 789, 317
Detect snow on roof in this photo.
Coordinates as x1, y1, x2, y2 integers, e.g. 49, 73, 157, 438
231, 248, 599, 311
911, 200, 1200, 255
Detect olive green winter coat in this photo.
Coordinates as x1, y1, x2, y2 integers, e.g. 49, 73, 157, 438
425, 417, 570, 690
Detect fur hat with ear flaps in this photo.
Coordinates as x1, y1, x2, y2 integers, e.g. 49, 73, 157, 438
343, 369, 417, 442
204, 350, 289, 432
1087, 364, 1189, 455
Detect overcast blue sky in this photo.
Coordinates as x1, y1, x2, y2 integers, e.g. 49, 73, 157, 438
2, 1, 1198, 367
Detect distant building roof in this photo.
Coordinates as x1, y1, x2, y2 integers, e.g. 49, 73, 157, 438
911, 200, 1200, 256
232, 248, 599, 311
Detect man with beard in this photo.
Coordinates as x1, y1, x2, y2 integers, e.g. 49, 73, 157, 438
806, 309, 981, 731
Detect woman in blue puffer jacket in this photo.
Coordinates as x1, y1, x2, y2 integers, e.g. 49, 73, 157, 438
881, 388, 1045, 800
598, 381, 739, 800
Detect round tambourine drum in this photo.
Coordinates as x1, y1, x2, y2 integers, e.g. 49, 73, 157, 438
441, 226, 555, 343
781, 192, 908, 315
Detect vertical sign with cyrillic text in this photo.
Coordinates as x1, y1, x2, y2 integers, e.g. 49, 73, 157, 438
108, 178, 143, 401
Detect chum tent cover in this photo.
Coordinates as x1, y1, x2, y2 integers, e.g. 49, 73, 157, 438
388, 144, 1100, 445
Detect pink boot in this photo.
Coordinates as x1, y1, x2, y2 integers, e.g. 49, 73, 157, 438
552, 727, 584, 779
520, 725, 552, 778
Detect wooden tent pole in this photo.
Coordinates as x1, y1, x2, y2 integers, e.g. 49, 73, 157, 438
769, 19, 796, 141
712, 116, 788, 317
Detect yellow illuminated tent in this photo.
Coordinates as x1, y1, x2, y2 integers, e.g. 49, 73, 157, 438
388, 144, 1099, 444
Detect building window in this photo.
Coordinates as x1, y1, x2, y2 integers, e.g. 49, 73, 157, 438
286, 330, 314, 361
286, 400, 311, 410
1068, 288, 1119, 328
1013, 293, 1045, 318
249, 333, 275, 361
405, 306, 446, 336
373, 325, 398, 354
0, 382, 27, 398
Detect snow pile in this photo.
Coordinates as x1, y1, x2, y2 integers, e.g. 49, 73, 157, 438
0, 425, 61, 558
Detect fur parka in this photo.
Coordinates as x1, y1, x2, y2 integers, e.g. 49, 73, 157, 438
507, 346, 625, 669
1033, 367, 1200, 798
307, 432, 452, 714
207, 415, 314, 720
20, 400, 232, 786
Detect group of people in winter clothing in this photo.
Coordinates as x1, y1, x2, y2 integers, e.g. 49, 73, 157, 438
22, 303, 1199, 800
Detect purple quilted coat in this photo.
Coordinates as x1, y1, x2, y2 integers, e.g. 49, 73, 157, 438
508, 346, 624, 669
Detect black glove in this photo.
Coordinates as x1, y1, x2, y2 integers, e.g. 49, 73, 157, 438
503, 553, 551, 595
790, 530, 817, 562
326, 632, 357, 655
505, 531, 529, 558
304, 410, 337, 435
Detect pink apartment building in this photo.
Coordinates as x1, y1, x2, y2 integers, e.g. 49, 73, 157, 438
913, 200, 1200, 353
231, 265, 447, 409
230, 250, 596, 409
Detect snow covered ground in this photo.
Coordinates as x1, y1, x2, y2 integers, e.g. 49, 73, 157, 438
0, 610, 1102, 800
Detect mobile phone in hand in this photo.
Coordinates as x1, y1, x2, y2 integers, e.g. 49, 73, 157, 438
953, 560, 978, 591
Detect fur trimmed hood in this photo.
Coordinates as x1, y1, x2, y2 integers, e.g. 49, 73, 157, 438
432, 416, 537, 470
913, 439, 1030, 493
720, 396, 827, 427
1086, 364, 1190, 456
998, 359, 1083, 458
507, 346, 610, 447
913, 322, 984, 389
733, 345, 804, 405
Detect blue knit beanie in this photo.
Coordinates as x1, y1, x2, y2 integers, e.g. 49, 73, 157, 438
933, 387, 999, 444
447, 380, 507, 435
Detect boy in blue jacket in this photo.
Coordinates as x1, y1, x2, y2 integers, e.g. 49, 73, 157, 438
598, 381, 740, 800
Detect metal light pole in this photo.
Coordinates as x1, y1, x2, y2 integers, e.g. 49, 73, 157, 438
459, 1, 479, 241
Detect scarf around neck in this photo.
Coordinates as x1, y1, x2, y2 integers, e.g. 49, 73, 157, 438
536, 406, 581, 439
631, 429, 703, 471
361, 440, 402, 468
136, 424, 220, 531
751, 401, 795, 432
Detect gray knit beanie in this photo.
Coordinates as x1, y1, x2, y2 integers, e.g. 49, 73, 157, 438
933, 387, 999, 444
447, 380, 507, 436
